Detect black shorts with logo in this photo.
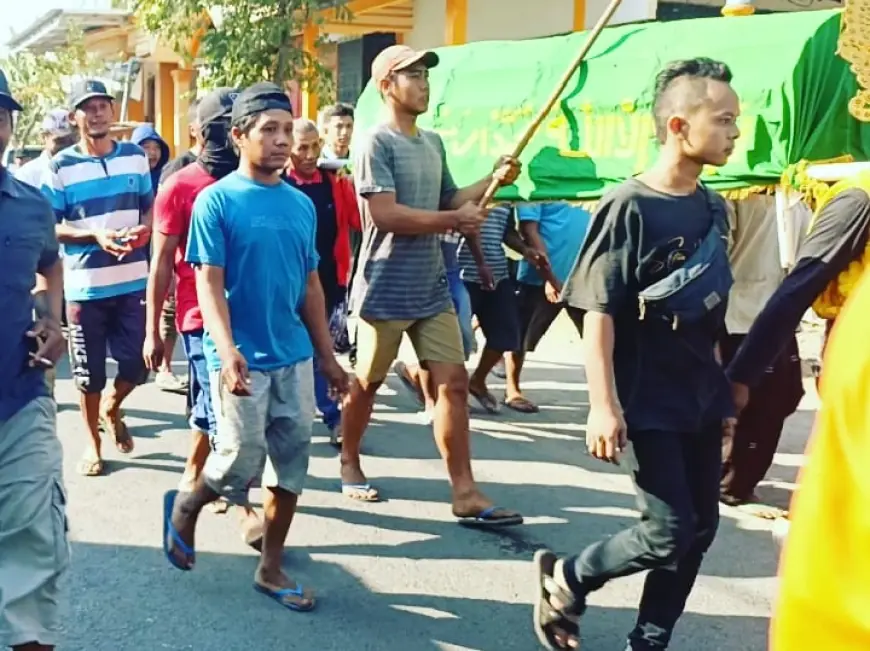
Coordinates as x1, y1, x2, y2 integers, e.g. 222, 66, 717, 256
66, 290, 148, 393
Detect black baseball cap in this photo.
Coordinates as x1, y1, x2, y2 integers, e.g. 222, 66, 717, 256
231, 82, 293, 124
197, 87, 241, 125
69, 79, 114, 110
0, 69, 22, 112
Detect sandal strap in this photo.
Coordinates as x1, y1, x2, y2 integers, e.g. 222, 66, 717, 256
540, 602, 581, 634
543, 576, 585, 617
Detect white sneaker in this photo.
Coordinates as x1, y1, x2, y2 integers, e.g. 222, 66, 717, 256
156, 371, 189, 394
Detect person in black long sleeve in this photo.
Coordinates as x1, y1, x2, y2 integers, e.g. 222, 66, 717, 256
727, 188, 870, 411
718, 198, 804, 514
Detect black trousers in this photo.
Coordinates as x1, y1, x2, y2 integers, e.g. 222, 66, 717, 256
719, 333, 803, 501
565, 428, 722, 650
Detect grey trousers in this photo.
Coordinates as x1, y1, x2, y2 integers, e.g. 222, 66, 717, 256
0, 397, 69, 648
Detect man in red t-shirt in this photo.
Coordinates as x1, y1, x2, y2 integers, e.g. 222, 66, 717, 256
143, 88, 261, 547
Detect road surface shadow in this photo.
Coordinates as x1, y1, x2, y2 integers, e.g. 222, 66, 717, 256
62, 540, 771, 651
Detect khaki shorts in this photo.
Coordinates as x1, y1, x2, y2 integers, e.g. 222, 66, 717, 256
355, 309, 465, 383
204, 360, 315, 501
0, 397, 69, 649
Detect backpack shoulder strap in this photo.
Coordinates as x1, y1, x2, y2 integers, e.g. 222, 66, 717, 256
698, 182, 729, 235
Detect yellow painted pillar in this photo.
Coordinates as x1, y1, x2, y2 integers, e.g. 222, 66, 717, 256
154, 62, 178, 157
301, 22, 320, 120
573, 0, 587, 30
445, 0, 467, 45
127, 99, 145, 123
171, 68, 196, 156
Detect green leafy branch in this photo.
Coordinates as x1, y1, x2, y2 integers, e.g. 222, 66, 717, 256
1, 26, 104, 146
134, 0, 350, 98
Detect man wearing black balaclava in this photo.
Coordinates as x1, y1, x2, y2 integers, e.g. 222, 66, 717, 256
142, 87, 263, 549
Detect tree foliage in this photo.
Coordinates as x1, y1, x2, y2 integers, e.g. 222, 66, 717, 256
134, 0, 349, 99
1, 27, 103, 146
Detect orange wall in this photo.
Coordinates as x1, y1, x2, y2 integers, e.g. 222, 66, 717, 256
154, 62, 177, 157
126, 99, 145, 123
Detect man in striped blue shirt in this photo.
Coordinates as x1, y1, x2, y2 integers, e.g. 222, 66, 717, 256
41, 79, 153, 477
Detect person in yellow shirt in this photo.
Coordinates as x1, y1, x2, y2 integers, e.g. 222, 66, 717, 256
770, 265, 870, 651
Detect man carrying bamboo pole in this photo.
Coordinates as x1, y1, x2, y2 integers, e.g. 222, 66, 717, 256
533, 58, 740, 651
341, 45, 524, 528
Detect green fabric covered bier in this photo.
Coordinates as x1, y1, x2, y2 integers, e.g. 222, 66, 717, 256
354, 9, 870, 200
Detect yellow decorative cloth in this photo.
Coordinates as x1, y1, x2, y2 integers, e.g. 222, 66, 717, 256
808, 170, 870, 319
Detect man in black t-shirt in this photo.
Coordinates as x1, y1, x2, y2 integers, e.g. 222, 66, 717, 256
532, 59, 740, 651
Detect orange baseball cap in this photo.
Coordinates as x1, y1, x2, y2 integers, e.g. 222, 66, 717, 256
371, 45, 439, 84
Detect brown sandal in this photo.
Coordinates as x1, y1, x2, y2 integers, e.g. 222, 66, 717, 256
392, 361, 425, 407
533, 550, 583, 650
469, 386, 500, 414
100, 412, 135, 454
504, 395, 540, 414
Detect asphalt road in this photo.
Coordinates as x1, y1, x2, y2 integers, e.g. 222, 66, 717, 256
51, 315, 811, 651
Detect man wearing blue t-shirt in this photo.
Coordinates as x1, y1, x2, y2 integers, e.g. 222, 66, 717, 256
162, 83, 348, 613
505, 202, 591, 413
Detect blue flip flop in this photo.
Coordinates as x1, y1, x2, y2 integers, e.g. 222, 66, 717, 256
254, 582, 316, 612
341, 482, 380, 502
457, 506, 524, 528
162, 490, 195, 571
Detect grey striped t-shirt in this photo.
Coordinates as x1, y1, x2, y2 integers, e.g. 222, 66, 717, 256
350, 124, 457, 320
458, 204, 512, 284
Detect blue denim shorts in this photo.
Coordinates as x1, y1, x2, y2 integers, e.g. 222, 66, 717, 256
447, 270, 474, 360
182, 330, 216, 437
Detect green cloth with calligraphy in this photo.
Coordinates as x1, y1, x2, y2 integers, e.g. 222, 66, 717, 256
353, 9, 870, 200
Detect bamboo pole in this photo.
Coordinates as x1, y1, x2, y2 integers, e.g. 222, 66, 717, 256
479, 0, 624, 207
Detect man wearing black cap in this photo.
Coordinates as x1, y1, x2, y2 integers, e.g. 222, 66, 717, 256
40, 79, 154, 476
0, 68, 69, 651
341, 44, 523, 527
145, 87, 263, 544
163, 82, 348, 611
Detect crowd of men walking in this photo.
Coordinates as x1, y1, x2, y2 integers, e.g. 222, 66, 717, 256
2, 39, 870, 651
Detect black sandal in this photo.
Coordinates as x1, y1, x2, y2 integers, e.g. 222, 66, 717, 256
533, 549, 583, 650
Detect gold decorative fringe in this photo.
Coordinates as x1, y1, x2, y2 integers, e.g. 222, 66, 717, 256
781, 155, 856, 211
838, 0, 870, 122
719, 185, 775, 200
807, 170, 870, 319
